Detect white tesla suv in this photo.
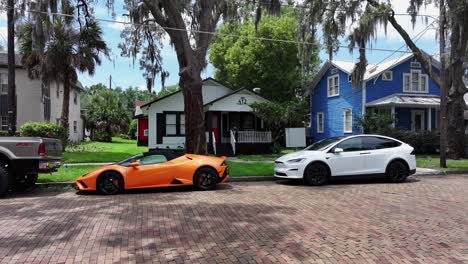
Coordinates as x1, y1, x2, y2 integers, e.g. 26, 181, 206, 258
274, 135, 416, 185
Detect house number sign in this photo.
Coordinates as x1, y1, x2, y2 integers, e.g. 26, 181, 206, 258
238, 97, 247, 105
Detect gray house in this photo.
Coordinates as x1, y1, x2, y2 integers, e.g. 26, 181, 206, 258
0, 53, 84, 142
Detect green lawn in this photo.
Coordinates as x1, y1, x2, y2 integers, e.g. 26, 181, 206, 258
38, 161, 274, 183
38, 165, 100, 183
237, 149, 297, 162
64, 137, 146, 163
417, 155, 468, 170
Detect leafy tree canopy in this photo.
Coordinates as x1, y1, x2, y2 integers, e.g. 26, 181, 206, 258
210, 15, 319, 101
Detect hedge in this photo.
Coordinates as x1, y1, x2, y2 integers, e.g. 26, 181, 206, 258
19, 122, 68, 148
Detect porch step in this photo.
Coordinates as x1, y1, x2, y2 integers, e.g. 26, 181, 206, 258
215, 143, 234, 157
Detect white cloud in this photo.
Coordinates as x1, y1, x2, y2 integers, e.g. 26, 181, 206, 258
0, 27, 7, 48
382, 0, 439, 42
107, 16, 129, 31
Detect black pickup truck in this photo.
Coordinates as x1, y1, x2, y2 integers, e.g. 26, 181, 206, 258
0, 137, 62, 197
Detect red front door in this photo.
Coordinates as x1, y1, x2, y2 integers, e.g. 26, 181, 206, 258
138, 118, 148, 140
212, 113, 220, 142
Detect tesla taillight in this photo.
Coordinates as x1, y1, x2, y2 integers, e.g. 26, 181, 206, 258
38, 143, 46, 157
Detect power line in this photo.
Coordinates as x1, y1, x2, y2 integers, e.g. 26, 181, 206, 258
3, 6, 433, 55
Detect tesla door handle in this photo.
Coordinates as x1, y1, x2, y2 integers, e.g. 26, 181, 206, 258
359, 152, 371, 155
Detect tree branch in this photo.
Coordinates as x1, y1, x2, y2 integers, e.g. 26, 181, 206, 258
367, 0, 441, 87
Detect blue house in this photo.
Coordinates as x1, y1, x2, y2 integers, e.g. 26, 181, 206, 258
310, 53, 441, 141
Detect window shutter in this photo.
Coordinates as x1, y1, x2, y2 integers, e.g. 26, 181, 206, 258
157, 113, 165, 144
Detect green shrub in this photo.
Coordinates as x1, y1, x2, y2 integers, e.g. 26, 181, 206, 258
377, 129, 439, 154
19, 122, 68, 148
128, 119, 138, 139
0, 131, 9, 137
119, 133, 132, 140
92, 130, 112, 142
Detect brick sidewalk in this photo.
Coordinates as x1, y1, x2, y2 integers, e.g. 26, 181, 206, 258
0, 176, 467, 263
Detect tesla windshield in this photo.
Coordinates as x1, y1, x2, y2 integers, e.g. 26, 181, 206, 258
305, 137, 345, 151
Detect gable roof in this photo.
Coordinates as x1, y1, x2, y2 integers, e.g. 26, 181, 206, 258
140, 77, 232, 108
310, 51, 440, 93
203, 87, 270, 107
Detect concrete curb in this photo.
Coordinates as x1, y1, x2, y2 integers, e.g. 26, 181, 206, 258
36, 171, 468, 189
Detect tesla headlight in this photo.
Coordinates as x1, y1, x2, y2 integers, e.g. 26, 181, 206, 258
287, 158, 306, 164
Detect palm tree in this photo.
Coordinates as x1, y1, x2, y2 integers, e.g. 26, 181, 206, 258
18, 13, 108, 136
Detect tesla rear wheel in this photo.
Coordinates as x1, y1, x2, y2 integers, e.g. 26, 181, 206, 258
386, 161, 408, 183
304, 163, 329, 186
194, 167, 219, 191
97, 171, 124, 195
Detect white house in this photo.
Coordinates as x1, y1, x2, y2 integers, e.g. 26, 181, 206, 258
0, 53, 84, 142
137, 78, 272, 155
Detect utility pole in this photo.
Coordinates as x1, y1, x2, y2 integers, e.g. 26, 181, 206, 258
439, 0, 447, 168
109, 75, 112, 89
7, 0, 17, 136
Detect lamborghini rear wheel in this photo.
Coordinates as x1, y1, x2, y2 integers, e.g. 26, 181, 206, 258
194, 167, 219, 191
97, 171, 124, 195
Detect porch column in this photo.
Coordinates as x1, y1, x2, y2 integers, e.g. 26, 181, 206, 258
391, 106, 395, 128
428, 108, 432, 131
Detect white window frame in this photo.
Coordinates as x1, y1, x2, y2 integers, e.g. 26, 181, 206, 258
316, 112, 324, 133
331, 68, 338, 74
0, 74, 7, 95
411, 61, 421, 68
382, 71, 393, 81
344, 109, 353, 133
327, 74, 339, 97
403, 70, 429, 93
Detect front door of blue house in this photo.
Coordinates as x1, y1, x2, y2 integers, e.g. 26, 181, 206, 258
411, 110, 425, 132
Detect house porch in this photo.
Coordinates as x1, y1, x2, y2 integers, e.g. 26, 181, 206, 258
205, 111, 272, 156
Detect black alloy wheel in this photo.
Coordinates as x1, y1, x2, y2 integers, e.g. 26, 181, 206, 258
304, 163, 329, 186
97, 171, 124, 195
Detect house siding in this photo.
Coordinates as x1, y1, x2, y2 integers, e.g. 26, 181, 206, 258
311, 68, 362, 141
0, 68, 83, 142
366, 59, 440, 103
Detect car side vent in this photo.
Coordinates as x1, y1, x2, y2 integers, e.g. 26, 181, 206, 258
171, 179, 183, 185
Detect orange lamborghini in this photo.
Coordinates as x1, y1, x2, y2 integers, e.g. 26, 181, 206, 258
75, 151, 229, 194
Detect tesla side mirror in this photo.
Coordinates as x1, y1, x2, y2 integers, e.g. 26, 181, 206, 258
129, 161, 140, 168
334, 148, 344, 154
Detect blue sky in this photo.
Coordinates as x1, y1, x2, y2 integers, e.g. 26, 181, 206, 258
0, 0, 439, 92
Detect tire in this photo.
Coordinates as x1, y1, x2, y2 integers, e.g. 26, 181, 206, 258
0, 166, 10, 198
386, 161, 408, 183
96, 171, 124, 195
13, 174, 38, 192
304, 163, 329, 186
194, 167, 219, 191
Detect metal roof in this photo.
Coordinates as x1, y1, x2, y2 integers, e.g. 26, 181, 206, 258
366, 94, 440, 107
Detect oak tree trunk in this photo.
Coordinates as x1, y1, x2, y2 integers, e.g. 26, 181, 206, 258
179, 68, 207, 154
446, 85, 466, 159
61, 70, 70, 137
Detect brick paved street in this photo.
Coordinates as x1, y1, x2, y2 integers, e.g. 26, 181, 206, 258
0, 176, 467, 263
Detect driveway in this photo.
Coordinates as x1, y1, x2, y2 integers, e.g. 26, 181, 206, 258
0, 176, 467, 263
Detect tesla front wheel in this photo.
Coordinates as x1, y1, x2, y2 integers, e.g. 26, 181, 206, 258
194, 167, 219, 191
304, 163, 329, 186
386, 161, 408, 183
97, 171, 124, 195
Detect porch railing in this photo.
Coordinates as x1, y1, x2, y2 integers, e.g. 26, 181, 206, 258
236, 131, 272, 143
230, 130, 236, 155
